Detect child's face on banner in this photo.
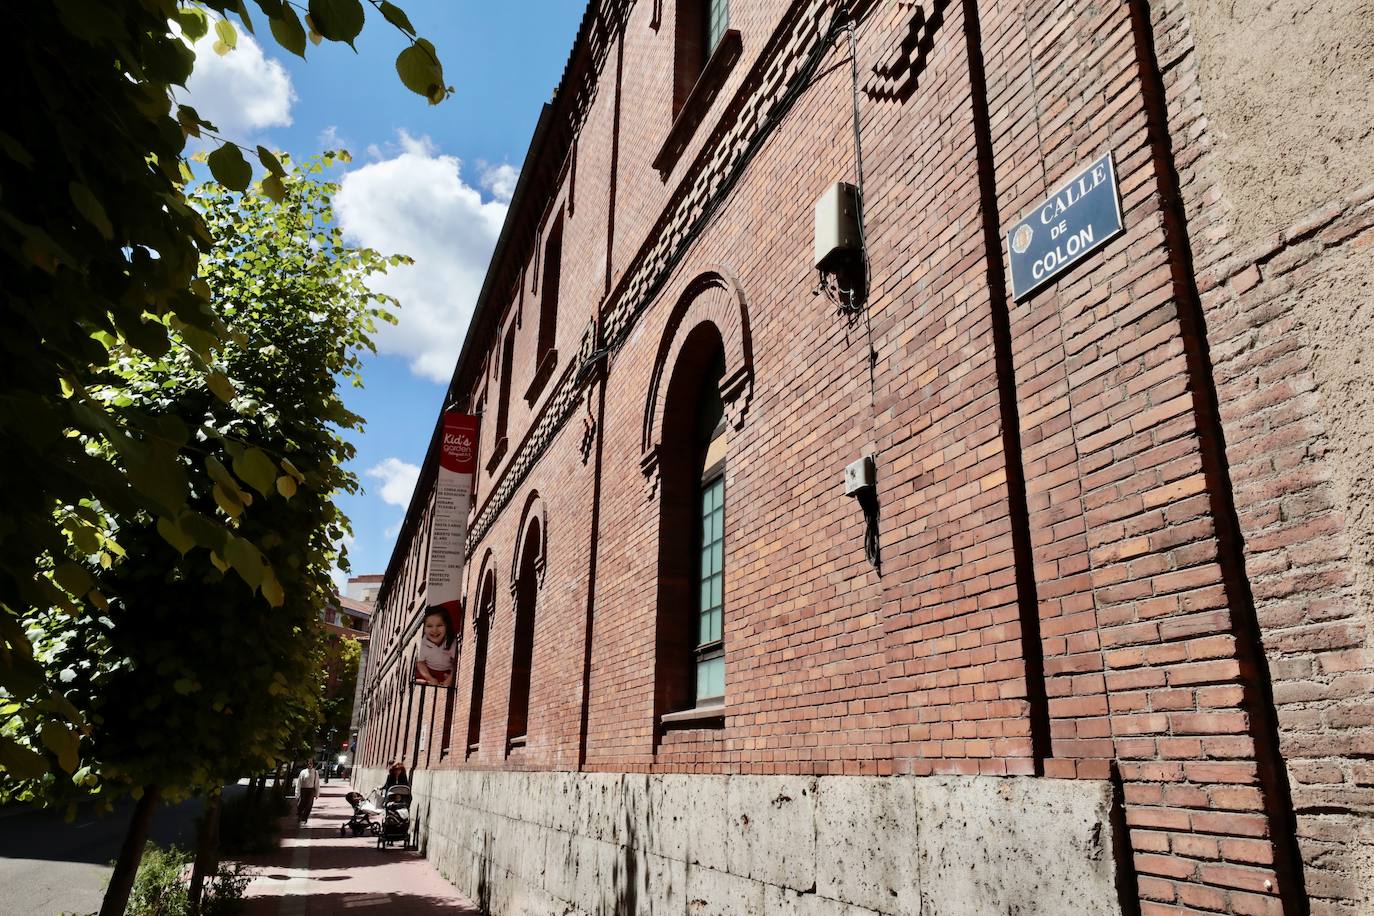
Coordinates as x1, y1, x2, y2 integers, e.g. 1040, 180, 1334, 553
424, 614, 446, 646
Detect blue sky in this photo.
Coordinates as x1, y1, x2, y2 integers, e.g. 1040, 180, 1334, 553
182, 2, 586, 584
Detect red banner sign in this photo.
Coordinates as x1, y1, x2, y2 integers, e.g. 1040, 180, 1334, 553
417, 411, 477, 686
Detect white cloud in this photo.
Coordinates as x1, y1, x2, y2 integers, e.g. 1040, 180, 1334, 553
318, 125, 346, 150
178, 19, 296, 140
480, 163, 519, 203
367, 457, 421, 508
334, 132, 509, 381
384, 519, 403, 539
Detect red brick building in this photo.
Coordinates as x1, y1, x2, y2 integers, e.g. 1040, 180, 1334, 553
354, 1, 1374, 913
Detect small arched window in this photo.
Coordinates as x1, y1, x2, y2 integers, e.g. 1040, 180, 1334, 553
465, 571, 495, 756
506, 519, 542, 751
655, 325, 727, 722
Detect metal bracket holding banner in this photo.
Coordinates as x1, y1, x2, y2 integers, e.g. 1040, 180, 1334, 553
1006, 151, 1125, 300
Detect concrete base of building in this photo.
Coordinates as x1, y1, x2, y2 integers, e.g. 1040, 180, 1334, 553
355, 766, 1126, 915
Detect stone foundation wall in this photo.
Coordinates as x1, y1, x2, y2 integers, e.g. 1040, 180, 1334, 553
356, 766, 1125, 916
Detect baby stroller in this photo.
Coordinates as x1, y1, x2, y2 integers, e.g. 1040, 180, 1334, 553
339, 791, 381, 838
374, 784, 412, 850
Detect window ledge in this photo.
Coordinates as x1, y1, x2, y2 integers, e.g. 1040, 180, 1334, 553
523, 348, 558, 405
659, 702, 726, 726
653, 29, 742, 178
485, 435, 508, 473
506, 734, 527, 752
465, 742, 479, 757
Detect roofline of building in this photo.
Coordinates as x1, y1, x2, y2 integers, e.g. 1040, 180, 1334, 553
370, 1, 605, 619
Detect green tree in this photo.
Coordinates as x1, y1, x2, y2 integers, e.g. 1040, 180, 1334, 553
13, 154, 404, 914
0, 0, 446, 789
319, 636, 362, 758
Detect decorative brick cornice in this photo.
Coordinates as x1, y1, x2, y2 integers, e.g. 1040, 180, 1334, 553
466, 0, 842, 555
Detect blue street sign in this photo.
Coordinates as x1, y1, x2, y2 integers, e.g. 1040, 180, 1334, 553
1006, 151, 1124, 300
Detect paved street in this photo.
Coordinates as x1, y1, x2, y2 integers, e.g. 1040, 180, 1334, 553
0, 784, 245, 916
240, 783, 478, 915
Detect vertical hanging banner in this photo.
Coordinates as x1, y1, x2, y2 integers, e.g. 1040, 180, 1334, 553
416, 411, 478, 687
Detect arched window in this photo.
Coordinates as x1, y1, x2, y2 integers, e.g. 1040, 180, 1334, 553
538, 214, 562, 361
655, 324, 727, 721
439, 608, 461, 759
466, 571, 495, 755
506, 519, 542, 751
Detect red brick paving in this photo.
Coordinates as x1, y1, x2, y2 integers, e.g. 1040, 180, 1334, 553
238, 784, 479, 915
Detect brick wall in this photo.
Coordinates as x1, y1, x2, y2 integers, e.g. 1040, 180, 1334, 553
354, 1, 1372, 913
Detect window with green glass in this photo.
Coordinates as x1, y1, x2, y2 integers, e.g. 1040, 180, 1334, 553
695, 474, 725, 704
705, 0, 729, 56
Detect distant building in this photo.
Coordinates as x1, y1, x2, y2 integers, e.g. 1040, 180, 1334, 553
346, 574, 384, 605
319, 576, 376, 767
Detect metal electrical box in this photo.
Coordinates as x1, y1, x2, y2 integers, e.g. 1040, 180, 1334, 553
814, 181, 861, 270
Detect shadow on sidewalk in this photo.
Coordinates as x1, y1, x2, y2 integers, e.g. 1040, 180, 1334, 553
241, 891, 475, 915
237, 785, 480, 915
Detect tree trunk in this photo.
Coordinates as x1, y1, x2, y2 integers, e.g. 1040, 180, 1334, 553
187, 788, 222, 915
99, 784, 160, 916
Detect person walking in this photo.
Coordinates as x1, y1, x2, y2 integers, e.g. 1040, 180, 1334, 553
383, 761, 410, 790
296, 759, 320, 824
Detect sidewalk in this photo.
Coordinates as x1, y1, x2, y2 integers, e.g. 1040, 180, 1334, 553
238, 783, 480, 915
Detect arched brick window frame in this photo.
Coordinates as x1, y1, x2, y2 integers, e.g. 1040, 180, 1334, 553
465, 549, 497, 756
640, 268, 753, 498
506, 509, 544, 752
507, 491, 548, 599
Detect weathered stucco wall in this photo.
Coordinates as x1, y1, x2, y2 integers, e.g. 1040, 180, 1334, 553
1183, 0, 1374, 249
1159, 0, 1374, 909
1287, 230, 1374, 612
356, 766, 1125, 916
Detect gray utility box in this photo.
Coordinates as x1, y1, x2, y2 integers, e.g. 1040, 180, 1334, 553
814, 181, 862, 270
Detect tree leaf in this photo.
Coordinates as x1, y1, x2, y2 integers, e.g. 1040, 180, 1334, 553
232, 0, 254, 34
261, 566, 285, 607
212, 483, 243, 518
0, 739, 48, 780
180, 511, 228, 553
177, 7, 209, 41
261, 174, 286, 202
256, 146, 286, 177
268, 6, 308, 57
225, 537, 264, 590
308, 0, 364, 45
205, 456, 236, 492
156, 516, 195, 555
126, 449, 189, 515
40, 723, 79, 773
395, 39, 443, 102
377, 1, 416, 35
52, 562, 93, 598
280, 457, 306, 483
232, 448, 277, 497
69, 182, 113, 240
175, 105, 203, 139
214, 17, 238, 51
206, 371, 236, 403
206, 143, 252, 193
